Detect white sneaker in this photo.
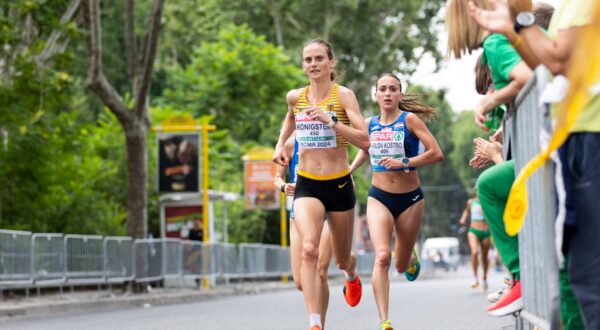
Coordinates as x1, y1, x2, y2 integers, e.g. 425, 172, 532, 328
487, 287, 506, 303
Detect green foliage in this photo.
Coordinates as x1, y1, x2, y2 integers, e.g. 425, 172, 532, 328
159, 24, 304, 144
450, 110, 488, 191
222, 0, 445, 113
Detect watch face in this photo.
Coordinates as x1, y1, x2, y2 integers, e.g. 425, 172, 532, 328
331, 115, 338, 123
517, 12, 535, 27
402, 157, 409, 165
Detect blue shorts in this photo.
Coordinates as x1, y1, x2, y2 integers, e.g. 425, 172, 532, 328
368, 185, 424, 219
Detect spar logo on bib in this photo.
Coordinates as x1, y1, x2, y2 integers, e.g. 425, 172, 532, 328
371, 131, 403, 141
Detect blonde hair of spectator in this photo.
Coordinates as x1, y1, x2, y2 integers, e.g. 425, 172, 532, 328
445, 0, 489, 59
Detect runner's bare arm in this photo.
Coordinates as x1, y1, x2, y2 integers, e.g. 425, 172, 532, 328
349, 117, 372, 174
459, 199, 472, 225
336, 87, 370, 150
273, 89, 301, 166
402, 113, 444, 168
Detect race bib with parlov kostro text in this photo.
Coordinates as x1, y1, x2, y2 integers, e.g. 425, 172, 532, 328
369, 130, 405, 166
295, 108, 337, 149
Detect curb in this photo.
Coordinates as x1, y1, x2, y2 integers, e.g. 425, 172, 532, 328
0, 283, 295, 319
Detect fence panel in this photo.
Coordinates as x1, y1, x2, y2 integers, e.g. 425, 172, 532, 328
134, 239, 163, 283
65, 235, 104, 284
240, 243, 266, 277
508, 66, 560, 330
0, 229, 32, 286
162, 239, 182, 279
182, 241, 203, 279
32, 233, 65, 285
220, 243, 240, 278
104, 237, 134, 283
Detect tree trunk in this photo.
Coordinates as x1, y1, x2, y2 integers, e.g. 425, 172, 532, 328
125, 119, 148, 239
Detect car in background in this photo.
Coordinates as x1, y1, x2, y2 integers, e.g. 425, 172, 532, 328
421, 237, 460, 272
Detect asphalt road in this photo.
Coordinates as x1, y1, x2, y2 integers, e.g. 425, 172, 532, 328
0, 266, 516, 330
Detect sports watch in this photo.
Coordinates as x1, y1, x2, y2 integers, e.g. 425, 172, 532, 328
401, 157, 410, 173
514, 12, 535, 33
326, 115, 339, 128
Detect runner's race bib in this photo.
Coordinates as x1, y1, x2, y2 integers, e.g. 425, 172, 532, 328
369, 129, 405, 166
295, 109, 337, 149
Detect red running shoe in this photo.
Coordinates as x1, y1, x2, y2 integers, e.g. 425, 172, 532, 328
487, 280, 523, 317
343, 274, 362, 307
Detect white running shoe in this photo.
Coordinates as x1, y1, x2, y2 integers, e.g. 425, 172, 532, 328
487, 287, 507, 303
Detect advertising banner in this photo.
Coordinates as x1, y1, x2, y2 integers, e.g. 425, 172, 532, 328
158, 133, 200, 193
244, 160, 279, 210
164, 205, 204, 240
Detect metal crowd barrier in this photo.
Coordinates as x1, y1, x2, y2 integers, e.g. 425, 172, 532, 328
506, 66, 560, 330
0, 229, 33, 286
1, 229, 377, 299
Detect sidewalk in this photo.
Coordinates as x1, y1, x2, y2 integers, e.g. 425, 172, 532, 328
0, 280, 298, 319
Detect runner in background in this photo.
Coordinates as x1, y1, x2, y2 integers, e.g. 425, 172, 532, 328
350, 73, 443, 330
273, 132, 333, 329
459, 188, 491, 291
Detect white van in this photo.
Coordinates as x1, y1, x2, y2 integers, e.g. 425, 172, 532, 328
421, 237, 460, 272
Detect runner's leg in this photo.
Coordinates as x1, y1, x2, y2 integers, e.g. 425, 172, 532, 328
367, 196, 394, 322
294, 197, 326, 317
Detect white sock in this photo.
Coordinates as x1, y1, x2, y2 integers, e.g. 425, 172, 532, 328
309, 314, 322, 328
344, 270, 357, 282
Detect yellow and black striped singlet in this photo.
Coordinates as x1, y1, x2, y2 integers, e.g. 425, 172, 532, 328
294, 83, 350, 147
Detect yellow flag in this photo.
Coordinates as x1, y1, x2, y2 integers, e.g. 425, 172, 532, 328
503, 0, 600, 236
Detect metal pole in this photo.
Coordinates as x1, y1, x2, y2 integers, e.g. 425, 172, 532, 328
223, 202, 228, 244
280, 191, 288, 283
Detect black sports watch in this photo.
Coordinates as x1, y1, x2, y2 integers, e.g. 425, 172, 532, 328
514, 12, 535, 33
327, 114, 339, 128
401, 157, 410, 173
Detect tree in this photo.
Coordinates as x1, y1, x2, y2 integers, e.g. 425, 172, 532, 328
225, 0, 445, 113
156, 24, 303, 243
81, 0, 165, 238
450, 110, 487, 190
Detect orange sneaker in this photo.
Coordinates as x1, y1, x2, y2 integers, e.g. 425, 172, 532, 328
309, 326, 321, 330
343, 274, 362, 307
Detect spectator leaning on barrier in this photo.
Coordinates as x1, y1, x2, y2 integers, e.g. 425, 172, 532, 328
469, 0, 598, 328
446, 0, 555, 318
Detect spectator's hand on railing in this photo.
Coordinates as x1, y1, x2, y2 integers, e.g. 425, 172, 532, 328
475, 94, 499, 131
491, 127, 503, 143
468, 0, 514, 36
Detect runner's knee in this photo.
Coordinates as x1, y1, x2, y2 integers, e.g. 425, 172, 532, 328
375, 250, 391, 268
302, 243, 319, 263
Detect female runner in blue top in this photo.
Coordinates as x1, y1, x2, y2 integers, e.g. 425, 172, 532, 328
350, 73, 443, 330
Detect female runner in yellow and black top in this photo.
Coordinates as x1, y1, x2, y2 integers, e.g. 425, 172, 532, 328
272, 39, 370, 330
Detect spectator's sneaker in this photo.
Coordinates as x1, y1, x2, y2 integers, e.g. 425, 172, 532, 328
487, 280, 523, 316
379, 319, 394, 330
404, 249, 421, 281
487, 287, 506, 303
343, 274, 362, 307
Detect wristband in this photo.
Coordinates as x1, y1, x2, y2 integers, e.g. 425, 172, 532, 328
511, 35, 523, 48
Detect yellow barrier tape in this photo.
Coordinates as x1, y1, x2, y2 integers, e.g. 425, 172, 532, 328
503, 1, 600, 236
